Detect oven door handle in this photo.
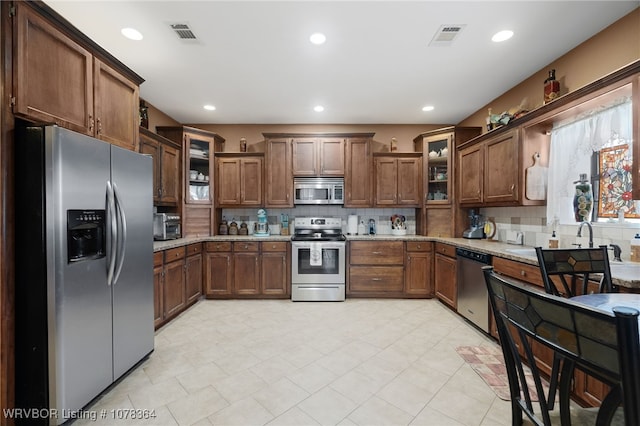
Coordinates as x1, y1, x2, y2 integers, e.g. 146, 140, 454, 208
292, 242, 345, 249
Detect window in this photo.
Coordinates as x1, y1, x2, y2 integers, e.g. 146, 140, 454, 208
547, 97, 635, 224
595, 133, 638, 220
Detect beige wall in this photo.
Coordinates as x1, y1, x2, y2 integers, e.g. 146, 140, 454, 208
459, 7, 640, 130
183, 123, 449, 152
144, 100, 181, 131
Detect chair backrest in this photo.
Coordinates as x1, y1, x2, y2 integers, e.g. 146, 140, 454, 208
535, 245, 614, 297
483, 266, 640, 426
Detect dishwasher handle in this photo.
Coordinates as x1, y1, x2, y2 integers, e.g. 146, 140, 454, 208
455, 247, 492, 264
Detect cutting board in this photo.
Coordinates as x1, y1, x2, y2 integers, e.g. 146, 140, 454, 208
526, 153, 548, 201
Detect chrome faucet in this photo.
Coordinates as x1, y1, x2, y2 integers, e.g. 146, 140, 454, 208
576, 221, 593, 248
609, 244, 622, 262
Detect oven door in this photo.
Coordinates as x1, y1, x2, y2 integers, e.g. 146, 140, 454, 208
291, 240, 345, 284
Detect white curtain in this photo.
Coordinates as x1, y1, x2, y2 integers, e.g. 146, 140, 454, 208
547, 98, 632, 224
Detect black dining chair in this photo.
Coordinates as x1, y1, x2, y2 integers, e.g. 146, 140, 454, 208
535, 245, 616, 409
535, 245, 615, 297
483, 266, 640, 426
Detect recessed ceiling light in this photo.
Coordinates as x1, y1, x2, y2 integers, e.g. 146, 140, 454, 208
492, 30, 513, 42
313, 105, 325, 112
309, 33, 326, 45
422, 106, 435, 112
203, 105, 216, 111
121, 27, 143, 41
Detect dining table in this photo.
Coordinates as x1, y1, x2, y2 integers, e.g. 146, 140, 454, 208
571, 293, 640, 319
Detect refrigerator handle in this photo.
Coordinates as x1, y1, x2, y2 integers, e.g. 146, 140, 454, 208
106, 181, 117, 286
112, 183, 127, 285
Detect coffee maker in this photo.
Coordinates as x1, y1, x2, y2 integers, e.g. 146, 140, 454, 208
463, 209, 485, 239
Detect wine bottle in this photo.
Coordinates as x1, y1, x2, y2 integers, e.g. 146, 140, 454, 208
543, 69, 560, 104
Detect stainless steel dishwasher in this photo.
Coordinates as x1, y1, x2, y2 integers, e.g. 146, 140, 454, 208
456, 247, 492, 333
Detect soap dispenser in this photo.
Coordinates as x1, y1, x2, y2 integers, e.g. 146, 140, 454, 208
631, 233, 640, 263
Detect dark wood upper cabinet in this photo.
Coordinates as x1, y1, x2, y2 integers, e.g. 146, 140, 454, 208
344, 137, 373, 207
13, 2, 143, 151
373, 153, 422, 207
292, 137, 344, 176
264, 138, 293, 207
139, 127, 181, 206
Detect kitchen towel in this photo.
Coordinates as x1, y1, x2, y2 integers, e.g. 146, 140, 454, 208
309, 243, 322, 266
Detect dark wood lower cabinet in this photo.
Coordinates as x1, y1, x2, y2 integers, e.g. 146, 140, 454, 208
234, 252, 260, 295
405, 242, 433, 297
204, 241, 233, 298
204, 241, 290, 299
348, 241, 405, 297
185, 252, 203, 305
163, 258, 185, 319
434, 243, 457, 309
153, 253, 164, 329
261, 242, 290, 297
154, 243, 203, 329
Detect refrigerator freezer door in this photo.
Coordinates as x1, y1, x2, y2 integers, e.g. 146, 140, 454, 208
47, 126, 113, 418
110, 145, 154, 379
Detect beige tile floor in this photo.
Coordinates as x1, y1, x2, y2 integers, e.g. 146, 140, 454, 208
75, 298, 518, 426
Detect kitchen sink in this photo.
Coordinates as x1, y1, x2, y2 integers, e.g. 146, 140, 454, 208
504, 247, 537, 257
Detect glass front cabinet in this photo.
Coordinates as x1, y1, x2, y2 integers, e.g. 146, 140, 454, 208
157, 126, 225, 204
414, 127, 481, 206
187, 135, 213, 203
425, 136, 451, 204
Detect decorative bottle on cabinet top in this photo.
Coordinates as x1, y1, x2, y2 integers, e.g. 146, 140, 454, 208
573, 173, 593, 222
543, 69, 560, 104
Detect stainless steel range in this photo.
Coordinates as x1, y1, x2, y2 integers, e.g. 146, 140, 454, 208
291, 217, 346, 301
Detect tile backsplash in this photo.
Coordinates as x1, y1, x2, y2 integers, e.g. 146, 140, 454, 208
222, 205, 639, 261
482, 206, 640, 262
221, 207, 416, 235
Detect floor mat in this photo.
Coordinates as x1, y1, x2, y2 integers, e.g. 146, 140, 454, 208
456, 345, 551, 402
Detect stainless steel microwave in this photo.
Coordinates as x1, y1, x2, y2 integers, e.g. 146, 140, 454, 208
293, 177, 344, 205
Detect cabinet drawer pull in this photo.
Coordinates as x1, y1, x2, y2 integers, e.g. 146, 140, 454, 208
371, 278, 382, 281
372, 251, 382, 255
244, 245, 249, 249
521, 270, 526, 277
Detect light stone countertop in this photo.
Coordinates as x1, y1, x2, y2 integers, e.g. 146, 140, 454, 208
154, 235, 640, 289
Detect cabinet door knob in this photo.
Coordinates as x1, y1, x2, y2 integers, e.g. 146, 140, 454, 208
89, 115, 94, 132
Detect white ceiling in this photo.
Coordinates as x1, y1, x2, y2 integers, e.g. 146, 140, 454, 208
45, 1, 639, 125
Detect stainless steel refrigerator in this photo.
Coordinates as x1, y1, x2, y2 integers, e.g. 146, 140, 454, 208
15, 125, 154, 425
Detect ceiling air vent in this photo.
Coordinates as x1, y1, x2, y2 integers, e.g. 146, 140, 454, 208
429, 24, 465, 47
170, 23, 197, 40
